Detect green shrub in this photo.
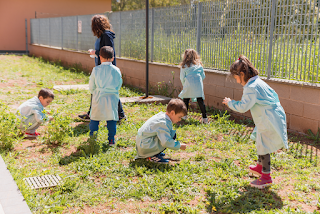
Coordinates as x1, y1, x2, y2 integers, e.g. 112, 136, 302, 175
0, 102, 22, 151
44, 111, 73, 145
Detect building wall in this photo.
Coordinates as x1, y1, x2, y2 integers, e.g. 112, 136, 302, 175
0, 0, 111, 52
29, 44, 320, 134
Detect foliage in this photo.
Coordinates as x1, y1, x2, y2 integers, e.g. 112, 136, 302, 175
43, 110, 73, 145
0, 102, 22, 151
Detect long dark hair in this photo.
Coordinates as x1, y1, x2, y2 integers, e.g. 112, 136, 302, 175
229, 55, 259, 82
91, 15, 113, 38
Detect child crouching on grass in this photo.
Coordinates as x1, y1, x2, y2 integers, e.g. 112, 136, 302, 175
89, 46, 122, 146
18, 88, 54, 138
222, 55, 288, 189
135, 99, 187, 164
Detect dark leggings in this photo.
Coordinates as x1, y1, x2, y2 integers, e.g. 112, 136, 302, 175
183, 98, 207, 118
258, 154, 271, 174
87, 94, 125, 118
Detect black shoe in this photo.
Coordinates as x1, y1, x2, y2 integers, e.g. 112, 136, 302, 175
78, 114, 90, 121
119, 115, 127, 121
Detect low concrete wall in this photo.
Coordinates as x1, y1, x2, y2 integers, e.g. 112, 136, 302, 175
30, 44, 320, 134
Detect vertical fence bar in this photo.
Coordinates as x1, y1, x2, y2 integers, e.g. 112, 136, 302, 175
146, 0, 149, 97
76, 16, 79, 51
61, 17, 63, 50
119, 12, 121, 58
196, 2, 202, 55
38, 18, 40, 45
151, 8, 154, 62
25, 19, 28, 54
267, 0, 277, 79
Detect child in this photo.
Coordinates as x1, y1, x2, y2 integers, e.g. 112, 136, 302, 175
222, 55, 288, 189
18, 88, 54, 138
89, 46, 122, 146
178, 49, 208, 124
78, 14, 126, 122
135, 99, 187, 164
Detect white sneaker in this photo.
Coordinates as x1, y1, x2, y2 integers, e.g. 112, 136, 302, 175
202, 118, 208, 124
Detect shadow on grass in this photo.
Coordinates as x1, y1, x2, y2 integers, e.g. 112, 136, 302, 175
72, 122, 90, 137
206, 186, 283, 213
129, 158, 177, 172
59, 137, 110, 165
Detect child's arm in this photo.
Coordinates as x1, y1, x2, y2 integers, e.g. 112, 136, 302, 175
180, 68, 186, 85
223, 87, 256, 113
31, 109, 47, 123
156, 124, 181, 150
200, 66, 205, 81
89, 68, 96, 94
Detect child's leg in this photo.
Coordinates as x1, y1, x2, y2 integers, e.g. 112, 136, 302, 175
260, 154, 271, 174
250, 154, 272, 189
87, 94, 93, 115
26, 122, 41, 134
89, 120, 100, 136
183, 98, 190, 111
118, 100, 126, 119
106, 120, 117, 142
196, 97, 207, 118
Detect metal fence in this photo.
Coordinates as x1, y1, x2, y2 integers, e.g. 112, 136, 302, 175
30, 0, 320, 83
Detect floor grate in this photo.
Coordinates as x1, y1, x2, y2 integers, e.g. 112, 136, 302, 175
24, 175, 62, 189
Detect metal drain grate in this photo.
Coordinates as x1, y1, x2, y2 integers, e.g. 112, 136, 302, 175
24, 175, 62, 189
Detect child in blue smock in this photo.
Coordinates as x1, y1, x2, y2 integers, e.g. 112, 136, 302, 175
222, 55, 288, 189
89, 46, 122, 146
178, 49, 208, 124
136, 99, 187, 164
18, 89, 54, 138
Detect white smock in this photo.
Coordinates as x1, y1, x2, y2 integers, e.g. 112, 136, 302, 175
228, 76, 288, 155
136, 112, 181, 158
89, 62, 122, 121
178, 64, 205, 102
17, 96, 46, 129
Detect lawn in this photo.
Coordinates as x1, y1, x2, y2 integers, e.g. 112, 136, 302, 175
0, 55, 319, 214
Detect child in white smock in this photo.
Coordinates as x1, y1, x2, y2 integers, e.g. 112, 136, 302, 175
18, 88, 54, 138
222, 55, 288, 189
136, 99, 187, 164
178, 49, 208, 123
89, 46, 122, 146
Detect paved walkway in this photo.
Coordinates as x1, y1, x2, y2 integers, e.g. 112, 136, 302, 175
0, 156, 31, 214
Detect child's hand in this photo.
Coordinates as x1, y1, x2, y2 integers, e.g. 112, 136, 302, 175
222, 97, 232, 105
180, 144, 187, 150
48, 116, 54, 121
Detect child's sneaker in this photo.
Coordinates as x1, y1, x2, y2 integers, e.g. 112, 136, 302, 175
108, 139, 116, 146
146, 155, 169, 164
25, 131, 40, 138
202, 118, 208, 124
250, 174, 272, 189
249, 164, 262, 177
159, 152, 165, 157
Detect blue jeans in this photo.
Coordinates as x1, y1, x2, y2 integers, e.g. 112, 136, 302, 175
89, 120, 117, 142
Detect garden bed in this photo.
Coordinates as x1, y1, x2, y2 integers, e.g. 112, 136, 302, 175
0, 55, 319, 214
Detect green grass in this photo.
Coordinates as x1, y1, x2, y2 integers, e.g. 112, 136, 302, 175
0, 55, 319, 213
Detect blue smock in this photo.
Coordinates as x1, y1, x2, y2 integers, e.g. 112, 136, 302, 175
136, 112, 181, 158
178, 64, 205, 102
227, 76, 288, 155
17, 96, 47, 129
89, 62, 122, 121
